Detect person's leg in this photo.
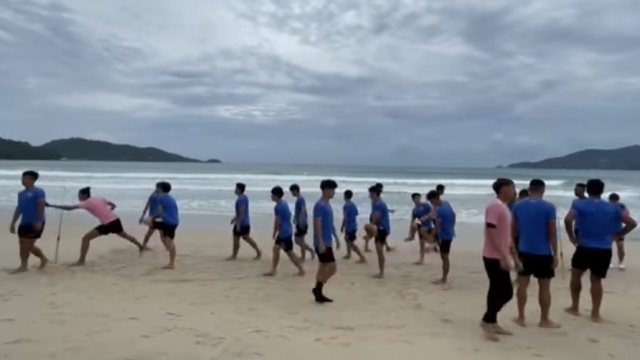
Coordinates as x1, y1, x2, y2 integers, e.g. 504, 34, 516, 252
589, 249, 611, 322
363, 224, 376, 252
565, 247, 587, 316
226, 233, 241, 260
492, 268, 514, 334
373, 238, 386, 278
285, 247, 305, 276
414, 232, 426, 265
264, 242, 281, 276
295, 235, 307, 261
439, 240, 452, 284
589, 274, 604, 322
351, 240, 367, 263
12, 237, 32, 273
481, 258, 501, 341
514, 275, 530, 326
70, 229, 102, 266
313, 250, 336, 303
116, 231, 145, 252
537, 278, 559, 327
616, 240, 625, 268
241, 229, 261, 259
142, 225, 156, 248
161, 235, 177, 269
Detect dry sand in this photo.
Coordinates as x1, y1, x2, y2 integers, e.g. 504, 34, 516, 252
1, 220, 640, 360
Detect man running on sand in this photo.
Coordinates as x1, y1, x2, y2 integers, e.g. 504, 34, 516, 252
227, 182, 262, 260
139, 182, 161, 248
481, 178, 517, 342
341, 189, 366, 263
608, 192, 628, 270
511, 179, 560, 329
264, 186, 305, 276
369, 185, 391, 278
9, 170, 49, 273
142, 181, 180, 269
363, 183, 394, 252
427, 190, 456, 285
564, 179, 636, 322
289, 184, 315, 262
46, 187, 145, 266
312, 179, 340, 303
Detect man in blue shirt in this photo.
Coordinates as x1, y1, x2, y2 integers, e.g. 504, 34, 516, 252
405, 193, 435, 265
9, 170, 48, 273
564, 179, 637, 322
139, 182, 161, 249
340, 189, 366, 263
571, 183, 587, 240
608, 192, 628, 269
289, 183, 315, 262
264, 186, 305, 277
369, 185, 391, 279
154, 181, 180, 269
312, 179, 339, 303
427, 190, 456, 285
228, 182, 262, 261
511, 179, 559, 328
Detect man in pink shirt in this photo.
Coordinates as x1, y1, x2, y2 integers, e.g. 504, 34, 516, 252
46, 187, 145, 266
481, 178, 516, 342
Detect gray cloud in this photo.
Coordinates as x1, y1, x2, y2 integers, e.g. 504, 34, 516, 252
1, 0, 640, 166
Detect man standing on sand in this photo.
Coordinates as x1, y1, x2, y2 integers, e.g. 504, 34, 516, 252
481, 178, 516, 342
264, 186, 305, 277
405, 193, 435, 265
46, 187, 145, 266
363, 183, 394, 252
150, 181, 180, 269
608, 192, 628, 270
427, 190, 456, 285
511, 179, 560, 329
227, 182, 262, 261
564, 179, 636, 322
9, 170, 49, 273
572, 183, 587, 241
312, 179, 340, 303
369, 185, 391, 279
289, 184, 315, 262
341, 189, 366, 263
139, 182, 161, 248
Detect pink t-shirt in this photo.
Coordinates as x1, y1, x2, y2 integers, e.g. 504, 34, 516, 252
483, 199, 512, 259
77, 197, 118, 225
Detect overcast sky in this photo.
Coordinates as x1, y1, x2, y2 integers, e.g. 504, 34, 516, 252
1, 0, 639, 167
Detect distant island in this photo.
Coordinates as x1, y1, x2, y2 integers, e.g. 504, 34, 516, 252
506, 145, 640, 170
0, 137, 222, 163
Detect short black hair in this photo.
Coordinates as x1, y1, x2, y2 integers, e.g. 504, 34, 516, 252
518, 189, 530, 197
271, 186, 284, 198
575, 183, 586, 188
289, 184, 300, 193
320, 179, 338, 190
609, 192, 620, 201
236, 182, 246, 193
79, 187, 91, 197
158, 181, 172, 193
586, 179, 605, 196
155, 181, 162, 188
436, 184, 445, 191
529, 179, 545, 191
22, 170, 39, 180
344, 190, 353, 199
426, 190, 439, 201
375, 183, 383, 190
368, 185, 381, 196
492, 178, 514, 195
411, 192, 421, 200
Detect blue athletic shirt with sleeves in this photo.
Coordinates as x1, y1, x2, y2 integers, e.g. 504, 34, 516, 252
294, 196, 307, 226
512, 198, 556, 255
235, 194, 250, 227
343, 200, 358, 233
313, 199, 334, 248
18, 187, 46, 225
274, 200, 293, 238
148, 192, 160, 217
572, 199, 621, 249
372, 200, 391, 233
159, 194, 179, 226
436, 201, 456, 240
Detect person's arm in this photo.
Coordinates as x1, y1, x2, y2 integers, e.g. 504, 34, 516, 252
105, 199, 116, 210
36, 198, 45, 225
617, 211, 637, 238
314, 215, 325, 252
564, 209, 577, 245
340, 209, 346, 233
236, 205, 246, 227
371, 211, 381, 225
547, 206, 558, 259
10, 206, 20, 230
273, 214, 280, 240
141, 198, 150, 219
485, 204, 509, 260
47, 204, 80, 211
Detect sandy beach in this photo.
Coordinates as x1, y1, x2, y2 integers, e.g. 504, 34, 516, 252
1, 219, 639, 360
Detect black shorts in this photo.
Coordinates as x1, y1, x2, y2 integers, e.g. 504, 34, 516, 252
294, 224, 308, 237
275, 236, 294, 252
571, 246, 612, 279
233, 225, 251, 237
156, 222, 178, 240
438, 239, 453, 255
316, 247, 336, 264
17, 223, 45, 240
345, 231, 357, 242
148, 220, 160, 230
375, 227, 388, 244
95, 218, 124, 235
518, 252, 555, 279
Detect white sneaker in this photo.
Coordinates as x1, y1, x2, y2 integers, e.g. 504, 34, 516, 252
610, 263, 614, 269
619, 263, 626, 270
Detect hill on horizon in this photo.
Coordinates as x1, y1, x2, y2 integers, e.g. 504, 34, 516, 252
506, 145, 640, 170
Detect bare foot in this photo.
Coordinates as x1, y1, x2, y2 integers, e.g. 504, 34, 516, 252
355, 259, 367, 264
481, 323, 500, 342
38, 258, 49, 269
386, 246, 395, 252
294, 270, 305, 277
68, 261, 85, 267
512, 317, 526, 327
263, 270, 276, 277
432, 279, 446, 285
564, 307, 580, 317
364, 248, 372, 253
413, 261, 424, 265
404, 237, 414, 242
162, 264, 175, 270
9, 267, 28, 274
225, 256, 237, 261
539, 320, 561, 328
253, 252, 262, 260
342, 255, 351, 260
492, 325, 513, 335
372, 273, 384, 279
310, 252, 316, 261
590, 315, 603, 323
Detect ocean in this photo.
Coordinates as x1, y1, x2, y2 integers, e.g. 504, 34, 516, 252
0, 161, 638, 226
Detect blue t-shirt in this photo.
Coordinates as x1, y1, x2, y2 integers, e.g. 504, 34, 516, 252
343, 200, 359, 233
372, 199, 391, 233
235, 194, 250, 227
612, 202, 627, 232
512, 199, 556, 255
148, 192, 160, 217
416, 203, 433, 229
274, 200, 293, 238
571, 198, 585, 231
436, 201, 456, 240
159, 194, 179, 226
572, 198, 622, 249
313, 199, 334, 248
18, 187, 46, 225
294, 196, 307, 226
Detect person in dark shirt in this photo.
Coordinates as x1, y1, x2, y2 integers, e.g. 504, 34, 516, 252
289, 184, 315, 262
564, 179, 637, 322
608, 192, 628, 270
341, 190, 366, 263
312, 179, 340, 303
427, 190, 456, 285
139, 182, 161, 249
